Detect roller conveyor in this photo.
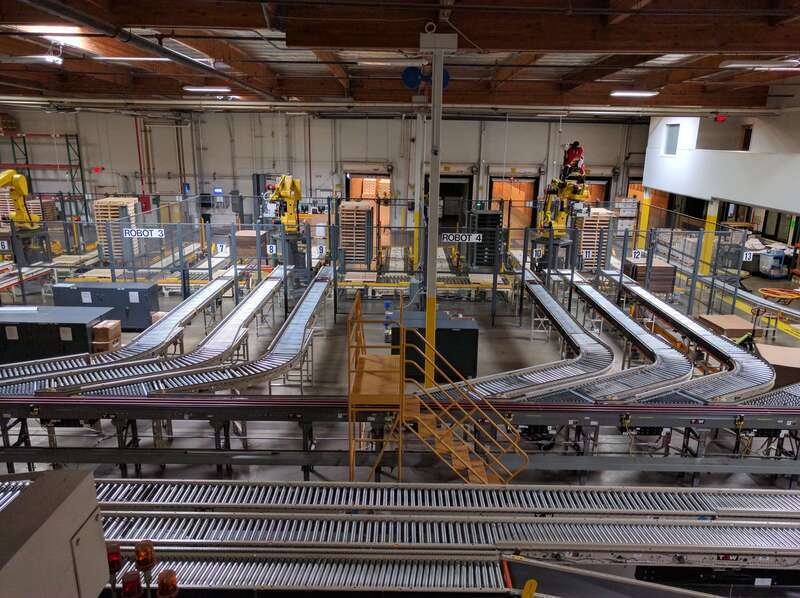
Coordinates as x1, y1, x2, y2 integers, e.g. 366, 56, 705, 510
0, 267, 289, 396
112, 552, 507, 593
83, 266, 332, 396
518, 271, 693, 404
427, 271, 614, 402
94, 479, 800, 519
0, 479, 29, 513
741, 381, 800, 407
603, 270, 775, 404
0, 267, 241, 383
100, 510, 800, 555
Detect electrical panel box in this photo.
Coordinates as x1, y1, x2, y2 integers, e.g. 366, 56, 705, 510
467, 210, 502, 269
0, 306, 113, 363
53, 281, 159, 331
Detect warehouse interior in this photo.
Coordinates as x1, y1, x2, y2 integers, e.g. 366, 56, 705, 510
6, 1, 800, 596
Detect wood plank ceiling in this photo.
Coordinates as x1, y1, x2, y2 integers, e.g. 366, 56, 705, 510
0, 0, 798, 110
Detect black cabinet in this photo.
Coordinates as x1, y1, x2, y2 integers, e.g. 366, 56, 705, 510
0, 306, 113, 363
53, 282, 159, 331
389, 311, 479, 383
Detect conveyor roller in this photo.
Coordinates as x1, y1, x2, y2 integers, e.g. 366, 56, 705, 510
94, 479, 800, 519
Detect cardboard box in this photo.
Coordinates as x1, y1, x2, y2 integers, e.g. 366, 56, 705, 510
151, 311, 168, 323
92, 319, 121, 343
91, 337, 121, 353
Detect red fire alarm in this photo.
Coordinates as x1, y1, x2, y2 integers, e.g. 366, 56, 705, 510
714, 114, 728, 123
91, 166, 104, 174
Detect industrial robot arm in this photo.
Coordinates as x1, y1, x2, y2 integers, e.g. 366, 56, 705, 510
268, 174, 301, 233
0, 169, 40, 230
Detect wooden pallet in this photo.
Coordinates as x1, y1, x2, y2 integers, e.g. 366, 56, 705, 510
339, 201, 373, 265
576, 207, 613, 269
624, 257, 676, 294
94, 197, 140, 261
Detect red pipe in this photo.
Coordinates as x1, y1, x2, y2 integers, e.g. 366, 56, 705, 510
133, 117, 146, 198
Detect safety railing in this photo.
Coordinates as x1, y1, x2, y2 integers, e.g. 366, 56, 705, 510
347, 291, 528, 484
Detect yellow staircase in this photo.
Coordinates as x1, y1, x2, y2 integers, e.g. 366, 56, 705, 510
347, 292, 528, 484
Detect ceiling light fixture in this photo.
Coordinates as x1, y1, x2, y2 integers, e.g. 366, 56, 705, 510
95, 56, 171, 62
0, 54, 63, 65
610, 90, 659, 97
356, 58, 427, 67
182, 85, 232, 93
720, 59, 800, 69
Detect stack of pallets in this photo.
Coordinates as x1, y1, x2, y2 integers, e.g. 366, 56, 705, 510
94, 197, 140, 261
576, 207, 613, 270
0, 113, 19, 136
235, 230, 267, 258
339, 201, 373, 267
624, 257, 676, 294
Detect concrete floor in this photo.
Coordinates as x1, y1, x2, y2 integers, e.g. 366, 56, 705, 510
7, 268, 800, 488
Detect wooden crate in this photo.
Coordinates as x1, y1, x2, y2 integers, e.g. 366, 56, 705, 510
339, 201, 373, 266
576, 207, 613, 269
94, 197, 140, 261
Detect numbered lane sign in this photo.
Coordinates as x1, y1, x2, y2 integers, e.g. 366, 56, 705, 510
532, 248, 544, 259
0, 240, 8, 251
583, 249, 593, 260
266, 244, 278, 255
632, 249, 643, 259
743, 251, 754, 262
316, 245, 326, 257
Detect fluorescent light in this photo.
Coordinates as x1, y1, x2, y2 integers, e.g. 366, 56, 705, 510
755, 67, 800, 72
17, 25, 88, 50
720, 59, 800, 69
357, 58, 427, 67
182, 85, 232, 93
610, 90, 659, 98
0, 55, 62, 65
95, 56, 170, 62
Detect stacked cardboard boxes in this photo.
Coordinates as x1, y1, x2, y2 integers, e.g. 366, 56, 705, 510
91, 319, 122, 353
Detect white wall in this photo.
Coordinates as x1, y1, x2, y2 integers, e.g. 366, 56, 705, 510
643, 115, 800, 214
3, 108, 647, 208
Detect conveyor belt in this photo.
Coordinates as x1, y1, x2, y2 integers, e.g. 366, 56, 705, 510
429, 271, 614, 401
741, 381, 800, 407
519, 272, 693, 404
83, 266, 332, 396
603, 270, 775, 404
0, 267, 241, 382
100, 510, 800, 554
0, 267, 289, 396
0, 479, 29, 513
94, 479, 800, 519
112, 552, 507, 593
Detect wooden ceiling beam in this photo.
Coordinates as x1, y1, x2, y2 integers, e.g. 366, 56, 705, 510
561, 54, 657, 91
490, 52, 539, 91
312, 50, 349, 94
284, 7, 800, 53
607, 0, 655, 25
0, 0, 266, 28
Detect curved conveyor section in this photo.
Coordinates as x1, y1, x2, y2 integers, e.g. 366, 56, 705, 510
0, 267, 241, 382
521, 271, 693, 404
431, 271, 614, 401
83, 266, 332, 397
604, 270, 775, 405
740, 381, 800, 408
0, 267, 289, 397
